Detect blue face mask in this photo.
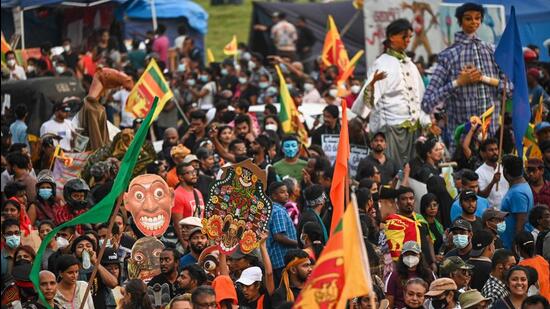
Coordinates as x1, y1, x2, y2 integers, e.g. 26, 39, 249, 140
186, 79, 196, 86
259, 82, 269, 89
496, 221, 506, 234
452, 234, 469, 249
177, 63, 186, 72
221, 68, 228, 76
5, 235, 20, 248
199, 75, 209, 82
282, 140, 299, 158
38, 188, 53, 200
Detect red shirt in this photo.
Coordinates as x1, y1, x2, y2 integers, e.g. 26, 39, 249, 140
53, 203, 87, 234
531, 181, 550, 207
174, 186, 205, 218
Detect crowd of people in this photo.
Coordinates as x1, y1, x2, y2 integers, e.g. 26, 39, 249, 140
1, 2, 550, 309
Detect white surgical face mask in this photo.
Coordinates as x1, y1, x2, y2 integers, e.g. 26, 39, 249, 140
248, 61, 256, 71
7, 59, 16, 67
351, 85, 361, 94
63, 45, 71, 52
56, 66, 65, 74
27, 65, 35, 73
304, 83, 314, 92
403, 255, 420, 268
265, 124, 278, 132
329, 89, 338, 98
238, 77, 247, 84
56, 236, 70, 249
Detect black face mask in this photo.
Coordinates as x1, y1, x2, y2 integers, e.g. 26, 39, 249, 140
70, 199, 89, 210
431, 296, 449, 309
372, 192, 380, 202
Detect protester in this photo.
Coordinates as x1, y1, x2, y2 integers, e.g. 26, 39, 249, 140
2, 6, 547, 308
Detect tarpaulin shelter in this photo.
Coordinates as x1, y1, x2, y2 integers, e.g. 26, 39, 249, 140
1, 77, 85, 136
121, 0, 208, 52
249, 1, 366, 76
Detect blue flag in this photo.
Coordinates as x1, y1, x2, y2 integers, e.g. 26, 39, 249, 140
494, 6, 530, 158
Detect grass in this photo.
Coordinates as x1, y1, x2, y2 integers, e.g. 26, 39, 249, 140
194, 0, 255, 61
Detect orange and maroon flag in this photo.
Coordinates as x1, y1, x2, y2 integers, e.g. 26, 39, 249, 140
294, 193, 372, 308
329, 98, 349, 235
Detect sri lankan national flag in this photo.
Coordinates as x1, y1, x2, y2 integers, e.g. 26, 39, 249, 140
275, 64, 308, 146
126, 59, 173, 119
294, 193, 372, 308
321, 16, 363, 83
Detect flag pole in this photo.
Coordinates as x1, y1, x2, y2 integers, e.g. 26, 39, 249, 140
496, 77, 507, 192
79, 195, 124, 309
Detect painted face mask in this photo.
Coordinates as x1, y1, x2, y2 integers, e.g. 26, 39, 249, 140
128, 236, 164, 281
282, 140, 299, 158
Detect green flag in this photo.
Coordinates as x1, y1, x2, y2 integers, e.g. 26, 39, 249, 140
30, 97, 160, 308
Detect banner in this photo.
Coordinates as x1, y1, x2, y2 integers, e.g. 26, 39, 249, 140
321, 134, 339, 164
349, 145, 369, 178
52, 151, 91, 195
363, 0, 505, 66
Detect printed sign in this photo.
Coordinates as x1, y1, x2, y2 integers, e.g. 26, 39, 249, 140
321, 134, 340, 164
349, 145, 370, 178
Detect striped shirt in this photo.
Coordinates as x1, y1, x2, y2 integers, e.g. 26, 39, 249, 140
421, 31, 512, 151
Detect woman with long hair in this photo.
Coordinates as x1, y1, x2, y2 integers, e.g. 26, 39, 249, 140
492, 266, 530, 309
120, 279, 154, 309
417, 193, 445, 253
384, 241, 435, 308
54, 254, 95, 308
300, 222, 325, 262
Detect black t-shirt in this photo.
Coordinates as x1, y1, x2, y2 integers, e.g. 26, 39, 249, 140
147, 273, 178, 307
444, 248, 471, 261
271, 286, 301, 308
61, 51, 79, 70
237, 289, 271, 309
467, 258, 492, 291
458, 216, 484, 233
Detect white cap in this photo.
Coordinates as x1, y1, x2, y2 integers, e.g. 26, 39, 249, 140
236, 266, 263, 286
179, 216, 203, 228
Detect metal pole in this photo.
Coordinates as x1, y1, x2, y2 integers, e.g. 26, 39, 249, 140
496, 77, 507, 192
19, 7, 25, 49
151, 0, 158, 31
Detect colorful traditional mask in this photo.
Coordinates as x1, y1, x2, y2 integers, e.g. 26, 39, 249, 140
128, 236, 164, 282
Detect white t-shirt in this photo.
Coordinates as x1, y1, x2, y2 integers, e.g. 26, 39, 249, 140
40, 119, 74, 150
9, 65, 27, 80
112, 89, 135, 128
198, 81, 217, 110
476, 162, 509, 209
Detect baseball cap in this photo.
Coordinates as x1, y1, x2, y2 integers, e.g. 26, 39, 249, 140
179, 216, 203, 228
101, 247, 119, 265
481, 208, 508, 225
425, 278, 458, 297
182, 154, 199, 164
459, 289, 490, 309
459, 189, 477, 202
440, 256, 474, 276
535, 121, 550, 133
450, 218, 472, 232
402, 241, 421, 254
372, 131, 386, 140
236, 266, 263, 286
54, 102, 71, 112
231, 247, 260, 260
470, 230, 494, 257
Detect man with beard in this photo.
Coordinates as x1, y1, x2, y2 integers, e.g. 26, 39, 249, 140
179, 227, 208, 268
310, 105, 340, 147
454, 190, 483, 233
148, 248, 181, 302
173, 162, 205, 246
177, 264, 207, 294
364, 131, 400, 186
384, 187, 434, 266
271, 249, 312, 305
181, 111, 207, 151
161, 128, 180, 167
476, 138, 509, 208
234, 114, 255, 145
525, 159, 550, 207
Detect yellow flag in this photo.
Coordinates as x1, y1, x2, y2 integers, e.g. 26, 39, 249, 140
207, 48, 216, 63
223, 35, 238, 56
